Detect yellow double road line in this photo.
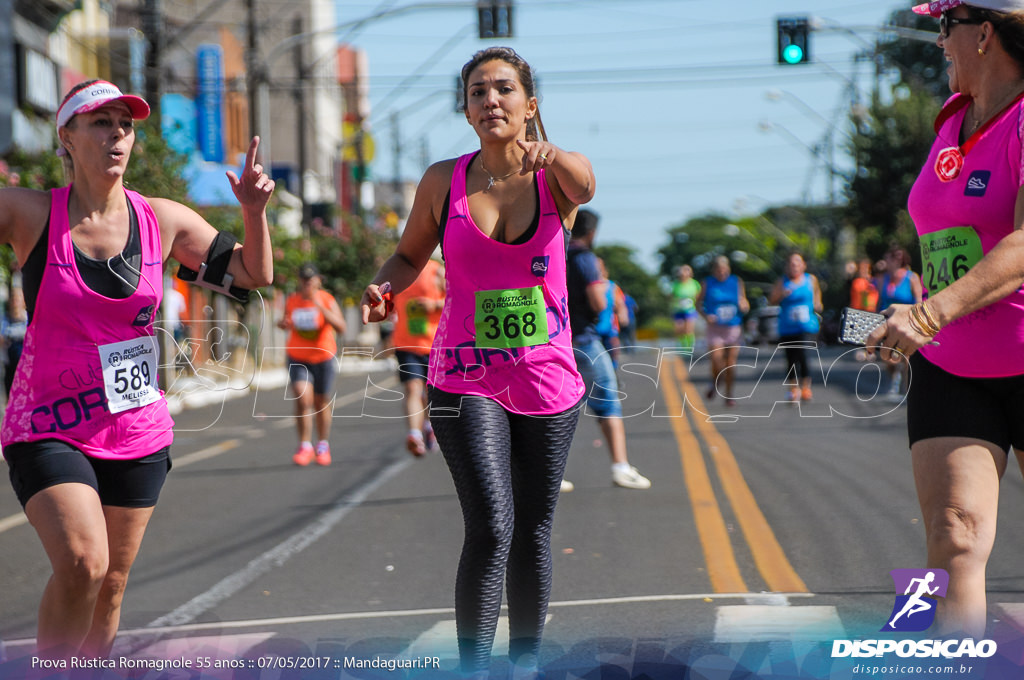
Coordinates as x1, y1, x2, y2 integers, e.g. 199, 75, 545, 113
660, 353, 807, 594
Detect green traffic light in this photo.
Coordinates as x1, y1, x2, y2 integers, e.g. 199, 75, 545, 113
782, 44, 804, 64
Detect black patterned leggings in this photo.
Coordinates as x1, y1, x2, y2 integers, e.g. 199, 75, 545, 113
427, 387, 581, 673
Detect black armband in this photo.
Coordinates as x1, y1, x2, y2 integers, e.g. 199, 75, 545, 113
176, 231, 251, 302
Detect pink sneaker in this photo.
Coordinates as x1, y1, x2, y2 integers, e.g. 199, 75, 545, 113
292, 443, 315, 466
315, 442, 331, 466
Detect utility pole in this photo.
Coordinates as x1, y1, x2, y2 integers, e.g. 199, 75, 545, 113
246, 0, 259, 141
294, 14, 310, 234
391, 112, 403, 216
142, 0, 162, 121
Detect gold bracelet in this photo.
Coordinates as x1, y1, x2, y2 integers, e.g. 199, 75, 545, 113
916, 304, 941, 336
919, 301, 941, 334
907, 310, 930, 338
910, 304, 939, 338
909, 305, 933, 337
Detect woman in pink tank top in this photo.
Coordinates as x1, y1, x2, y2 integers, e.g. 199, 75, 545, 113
0, 80, 274, 659
871, 1, 1024, 639
361, 48, 593, 677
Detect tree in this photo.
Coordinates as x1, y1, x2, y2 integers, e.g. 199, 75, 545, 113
124, 121, 191, 200
657, 212, 805, 284
842, 8, 947, 260
274, 214, 400, 305
875, 9, 948, 100
844, 88, 940, 258
593, 243, 665, 328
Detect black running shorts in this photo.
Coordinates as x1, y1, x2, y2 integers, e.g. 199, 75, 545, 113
5, 439, 171, 508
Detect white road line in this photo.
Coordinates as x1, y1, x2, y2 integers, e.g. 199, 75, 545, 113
145, 455, 413, 629
1, 594, 822, 648
173, 439, 241, 467
78, 593, 813, 637
400, 615, 552, 665
0, 377, 400, 535
713, 604, 845, 643
0, 512, 27, 534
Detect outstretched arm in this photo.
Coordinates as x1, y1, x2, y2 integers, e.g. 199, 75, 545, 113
517, 139, 596, 224
361, 161, 447, 323
158, 137, 275, 290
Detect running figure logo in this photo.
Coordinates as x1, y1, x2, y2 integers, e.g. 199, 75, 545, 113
882, 568, 949, 632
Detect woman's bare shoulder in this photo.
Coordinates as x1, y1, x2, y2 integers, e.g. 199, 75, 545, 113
422, 158, 459, 186
0, 188, 52, 255
1, 187, 51, 217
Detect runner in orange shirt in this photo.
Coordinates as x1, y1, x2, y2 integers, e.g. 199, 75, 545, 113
390, 258, 445, 455
279, 263, 346, 465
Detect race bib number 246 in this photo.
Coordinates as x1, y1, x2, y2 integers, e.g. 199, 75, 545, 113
920, 226, 983, 295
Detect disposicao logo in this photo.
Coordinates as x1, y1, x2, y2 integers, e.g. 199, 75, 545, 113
831, 568, 998, 660
883, 568, 947, 632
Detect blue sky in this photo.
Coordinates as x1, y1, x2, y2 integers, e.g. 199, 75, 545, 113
336, 0, 925, 270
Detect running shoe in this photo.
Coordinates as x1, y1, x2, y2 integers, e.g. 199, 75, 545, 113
292, 443, 315, 466
560, 478, 575, 493
316, 442, 331, 466
801, 387, 813, 401
406, 432, 426, 457
612, 465, 651, 490
422, 423, 437, 451
725, 398, 736, 407
787, 388, 801, 402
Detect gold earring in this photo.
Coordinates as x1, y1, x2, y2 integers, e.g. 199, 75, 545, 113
979, 47, 986, 56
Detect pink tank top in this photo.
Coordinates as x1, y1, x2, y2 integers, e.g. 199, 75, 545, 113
908, 94, 1024, 377
1, 186, 175, 459
427, 153, 585, 415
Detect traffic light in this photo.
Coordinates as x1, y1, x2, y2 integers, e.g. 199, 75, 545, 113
478, 1, 513, 39
776, 17, 810, 65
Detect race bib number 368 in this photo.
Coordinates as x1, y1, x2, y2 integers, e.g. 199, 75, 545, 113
920, 226, 983, 295
100, 336, 161, 414
474, 286, 550, 349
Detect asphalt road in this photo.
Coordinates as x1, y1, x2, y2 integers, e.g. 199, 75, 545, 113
2, 343, 1024, 679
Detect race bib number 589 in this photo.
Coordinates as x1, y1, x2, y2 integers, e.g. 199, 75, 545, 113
100, 336, 161, 414
474, 286, 550, 349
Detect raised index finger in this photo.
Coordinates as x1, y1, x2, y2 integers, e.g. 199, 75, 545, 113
245, 136, 261, 171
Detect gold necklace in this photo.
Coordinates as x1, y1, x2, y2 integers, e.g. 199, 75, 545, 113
480, 158, 518, 191
970, 85, 1024, 134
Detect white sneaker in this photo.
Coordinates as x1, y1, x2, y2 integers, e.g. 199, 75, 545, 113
612, 465, 651, 490
560, 478, 575, 492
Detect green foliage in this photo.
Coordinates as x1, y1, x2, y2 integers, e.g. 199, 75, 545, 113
275, 216, 400, 305
593, 243, 666, 327
842, 9, 946, 259
123, 121, 191, 201
0, 148, 64, 190
656, 211, 814, 283
844, 89, 941, 255
875, 9, 948, 100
